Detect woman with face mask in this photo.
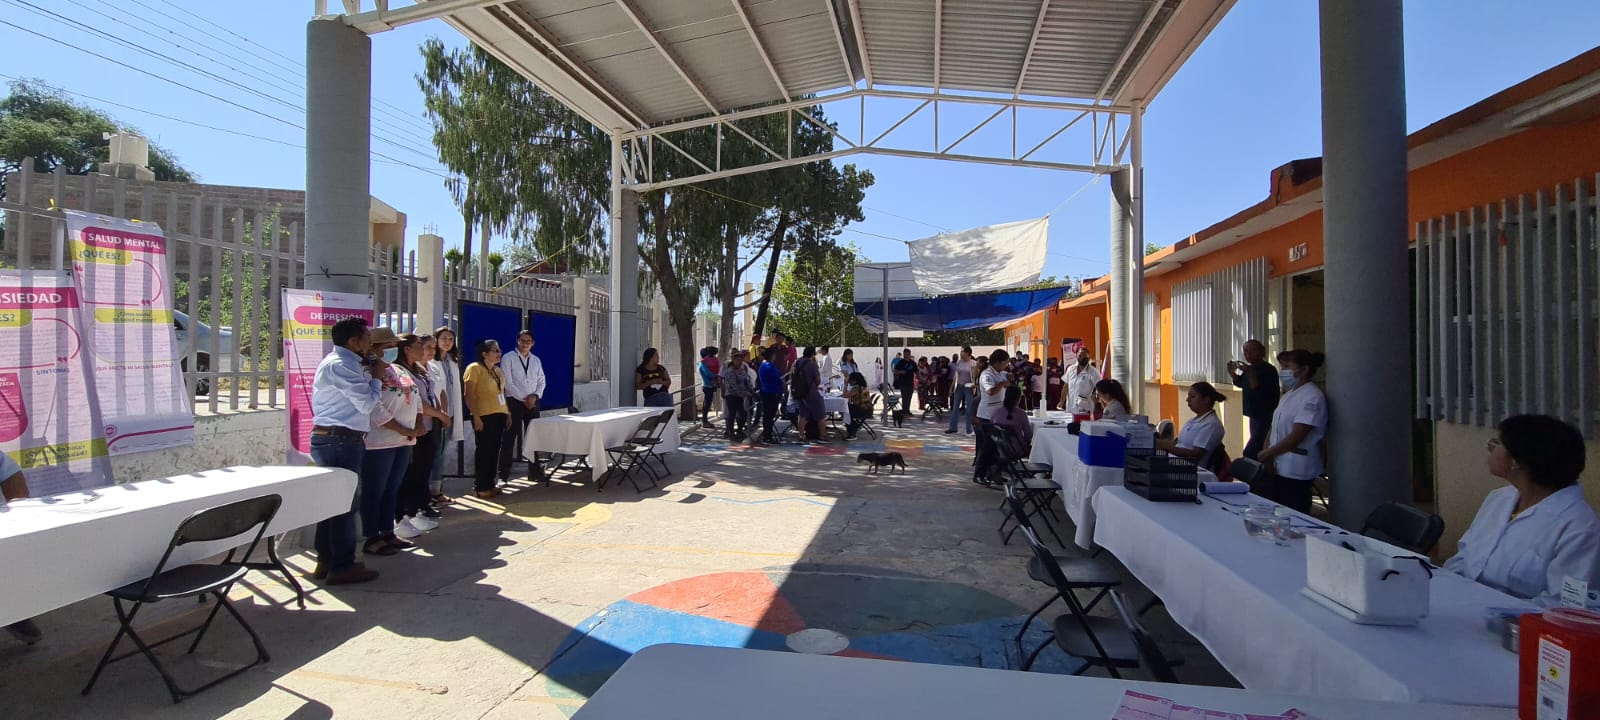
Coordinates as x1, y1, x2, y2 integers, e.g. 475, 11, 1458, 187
1257, 349, 1328, 513
1443, 415, 1598, 607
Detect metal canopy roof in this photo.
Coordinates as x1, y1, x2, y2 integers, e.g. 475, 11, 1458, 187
341, 0, 1234, 133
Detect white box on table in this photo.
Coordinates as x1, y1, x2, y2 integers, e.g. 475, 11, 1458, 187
1304, 534, 1431, 626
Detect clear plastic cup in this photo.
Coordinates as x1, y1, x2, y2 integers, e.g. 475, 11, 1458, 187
1243, 504, 1275, 540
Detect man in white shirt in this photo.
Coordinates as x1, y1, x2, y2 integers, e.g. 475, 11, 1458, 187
1064, 348, 1101, 413
498, 330, 547, 482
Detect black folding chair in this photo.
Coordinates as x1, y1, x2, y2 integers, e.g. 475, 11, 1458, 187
1229, 457, 1268, 492
1017, 525, 1134, 676
1005, 488, 1121, 660
1109, 589, 1183, 683
641, 408, 676, 480
854, 394, 881, 440
1361, 502, 1445, 554
600, 414, 662, 493
985, 425, 1064, 548
82, 494, 282, 704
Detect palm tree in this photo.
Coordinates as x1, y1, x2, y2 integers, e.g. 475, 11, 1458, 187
487, 252, 505, 286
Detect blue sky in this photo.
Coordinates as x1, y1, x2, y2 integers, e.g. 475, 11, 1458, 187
4, 1, 1599, 285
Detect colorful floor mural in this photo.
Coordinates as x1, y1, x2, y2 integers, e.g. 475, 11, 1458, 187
535, 566, 1084, 711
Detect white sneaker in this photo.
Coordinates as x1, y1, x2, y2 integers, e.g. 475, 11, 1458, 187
409, 513, 439, 532
394, 517, 425, 539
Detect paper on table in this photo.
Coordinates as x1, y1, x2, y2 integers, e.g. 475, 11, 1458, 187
1110, 691, 1319, 720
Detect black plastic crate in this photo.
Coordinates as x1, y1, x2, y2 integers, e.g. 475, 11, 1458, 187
1124, 449, 1199, 502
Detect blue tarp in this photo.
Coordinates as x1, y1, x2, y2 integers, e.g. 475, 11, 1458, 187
854, 286, 1072, 333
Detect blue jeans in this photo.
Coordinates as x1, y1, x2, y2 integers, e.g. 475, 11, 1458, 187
965, 386, 981, 430
947, 385, 974, 432
360, 445, 413, 540
643, 392, 674, 407
308, 434, 363, 572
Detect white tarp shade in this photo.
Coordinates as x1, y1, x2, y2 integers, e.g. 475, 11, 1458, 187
852, 262, 922, 302
905, 217, 1049, 296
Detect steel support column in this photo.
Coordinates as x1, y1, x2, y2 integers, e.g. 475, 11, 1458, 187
1109, 168, 1133, 386
304, 18, 371, 295
1319, 0, 1411, 528
1128, 100, 1145, 413
608, 136, 641, 408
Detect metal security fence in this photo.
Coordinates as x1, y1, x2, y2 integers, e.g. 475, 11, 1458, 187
3, 164, 629, 414
1171, 257, 1270, 383
1413, 176, 1599, 437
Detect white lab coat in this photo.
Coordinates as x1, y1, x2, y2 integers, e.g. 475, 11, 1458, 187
1065, 362, 1101, 412
1444, 485, 1600, 607
1267, 382, 1327, 480
1174, 410, 1224, 460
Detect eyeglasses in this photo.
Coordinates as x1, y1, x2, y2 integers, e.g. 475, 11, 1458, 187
1485, 437, 1503, 452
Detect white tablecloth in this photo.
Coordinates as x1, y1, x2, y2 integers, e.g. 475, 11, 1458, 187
1028, 426, 1214, 549
823, 395, 849, 417
575, 644, 1511, 720
522, 407, 680, 476
0, 465, 358, 626
1091, 487, 1531, 707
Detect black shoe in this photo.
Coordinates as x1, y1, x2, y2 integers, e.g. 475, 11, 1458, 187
326, 567, 379, 585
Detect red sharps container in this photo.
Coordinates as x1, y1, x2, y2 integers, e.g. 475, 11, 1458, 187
1520, 608, 1600, 720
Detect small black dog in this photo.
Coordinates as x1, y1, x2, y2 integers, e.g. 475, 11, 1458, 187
890, 409, 908, 428
857, 451, 907, 474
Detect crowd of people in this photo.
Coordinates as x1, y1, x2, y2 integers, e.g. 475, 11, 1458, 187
304, 317, 545, 585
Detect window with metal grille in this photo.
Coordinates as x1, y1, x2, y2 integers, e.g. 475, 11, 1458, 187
1144, 294, 1157, 380
1414, 176, 1598, 437
1171, 258, 1269, 383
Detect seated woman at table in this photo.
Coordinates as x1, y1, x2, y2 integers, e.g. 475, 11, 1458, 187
1093, 379, 1132, 420
1157, 382, 1227, 468
992, 386, 1034, 455
842, 371, 871, 439
1444, 414, 1600, 608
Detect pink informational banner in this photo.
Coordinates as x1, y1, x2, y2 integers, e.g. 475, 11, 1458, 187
0, 271, 115, 495
282, 288, 373, 464
65, 210, 194, 456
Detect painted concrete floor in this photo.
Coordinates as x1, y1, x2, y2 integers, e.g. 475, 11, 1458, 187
0, 411, 1237, 719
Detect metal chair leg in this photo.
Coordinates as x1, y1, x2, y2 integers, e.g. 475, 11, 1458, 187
264, 537, 306, 610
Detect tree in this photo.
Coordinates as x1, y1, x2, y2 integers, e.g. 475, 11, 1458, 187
770, 242, 875, 347
1, 79, 195, 245
486, 251, 505, 286
416, 40, 871, 416
443, 247, 464, 281
0, 79, 194, 187
1146, 242, 1163, 256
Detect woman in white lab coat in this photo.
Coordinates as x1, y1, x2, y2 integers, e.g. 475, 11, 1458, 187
1444, 414, 1599, 608
1158, 381, 1227, 469
1256, 350, 1327, 513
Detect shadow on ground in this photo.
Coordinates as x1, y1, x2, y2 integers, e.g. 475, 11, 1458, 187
0, 408, 1236, 719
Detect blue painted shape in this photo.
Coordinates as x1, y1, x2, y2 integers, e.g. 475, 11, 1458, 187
923, 444, 964, 452
545, 600, 790, 679
847, 616, 1086, 674
709, 496, 833, 508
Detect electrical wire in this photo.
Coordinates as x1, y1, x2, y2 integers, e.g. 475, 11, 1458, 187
3, 0, 440, 164
0, 73, 433, 173
140, 0, 436, 137
0, 15, 446, 175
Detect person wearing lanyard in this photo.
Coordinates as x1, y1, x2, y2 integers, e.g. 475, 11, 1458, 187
945, 347, 976, 435
1158, 382, 1228, 470
427, 326, 465, 507
1, 452, 44, 644
305, 317, 383, 585
394, 334, 452, 539
464, 340, 511, 499
498, 330, 546, 485
637, 348, 673, 407
1256, 349, 1328, 513
1444, 415, 1599, 607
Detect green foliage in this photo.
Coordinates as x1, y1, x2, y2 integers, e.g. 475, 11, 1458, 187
770, 242, 875, 347
171, 208, 285, 369
486, 251, 505, 284
1146, 242, 1163, 256
0, 79, 195, 189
